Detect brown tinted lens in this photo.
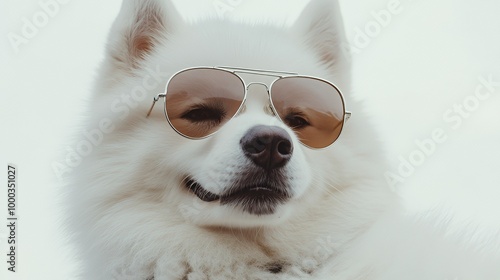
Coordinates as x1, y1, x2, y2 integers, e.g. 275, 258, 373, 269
165, 68, 245, 138
271, 77, 345, 148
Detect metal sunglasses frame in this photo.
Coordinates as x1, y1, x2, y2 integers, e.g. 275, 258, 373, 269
146, 66, 352, 149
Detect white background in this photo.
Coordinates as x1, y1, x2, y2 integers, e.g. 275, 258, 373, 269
1, 0, 500, 279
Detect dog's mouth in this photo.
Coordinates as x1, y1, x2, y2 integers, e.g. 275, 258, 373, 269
185, 179, 220, 202
184, 178, 291, 215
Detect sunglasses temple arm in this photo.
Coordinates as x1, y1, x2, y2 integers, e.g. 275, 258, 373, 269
345, 111, 352, 123
146, 94, 166, 118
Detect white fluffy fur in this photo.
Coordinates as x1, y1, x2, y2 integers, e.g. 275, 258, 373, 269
67, 0, 500, 279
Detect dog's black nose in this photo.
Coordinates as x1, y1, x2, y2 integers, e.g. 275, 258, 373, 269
240, 125, 293, 170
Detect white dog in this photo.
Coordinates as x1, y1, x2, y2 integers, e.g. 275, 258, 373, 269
67, 0, 500, 279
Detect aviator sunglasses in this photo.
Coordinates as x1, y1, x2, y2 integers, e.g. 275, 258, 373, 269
147, 66, 351, 149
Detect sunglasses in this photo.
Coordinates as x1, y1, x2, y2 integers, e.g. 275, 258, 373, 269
146, 66, 351, 149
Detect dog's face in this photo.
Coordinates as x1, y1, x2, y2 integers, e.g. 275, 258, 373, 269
89, 0, 368, 229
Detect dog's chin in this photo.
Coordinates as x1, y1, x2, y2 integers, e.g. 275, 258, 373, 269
184, 178, 291, 216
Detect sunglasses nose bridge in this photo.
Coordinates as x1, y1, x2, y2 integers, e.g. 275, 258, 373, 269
241, 82, 275, 116
245, 82, 269, 93
244, 82, 271, 106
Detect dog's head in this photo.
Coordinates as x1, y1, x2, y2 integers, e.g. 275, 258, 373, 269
87, 0, 385, 229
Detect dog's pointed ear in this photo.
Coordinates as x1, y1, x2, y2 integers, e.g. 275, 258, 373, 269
106, 0, 182, 72
292, 0, 349, 70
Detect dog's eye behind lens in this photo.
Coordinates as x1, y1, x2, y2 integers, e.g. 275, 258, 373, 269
181, 105, 226, 123
284, 114, 310, 129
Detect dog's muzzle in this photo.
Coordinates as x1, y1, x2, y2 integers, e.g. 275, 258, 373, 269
183, 126, 294, 215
